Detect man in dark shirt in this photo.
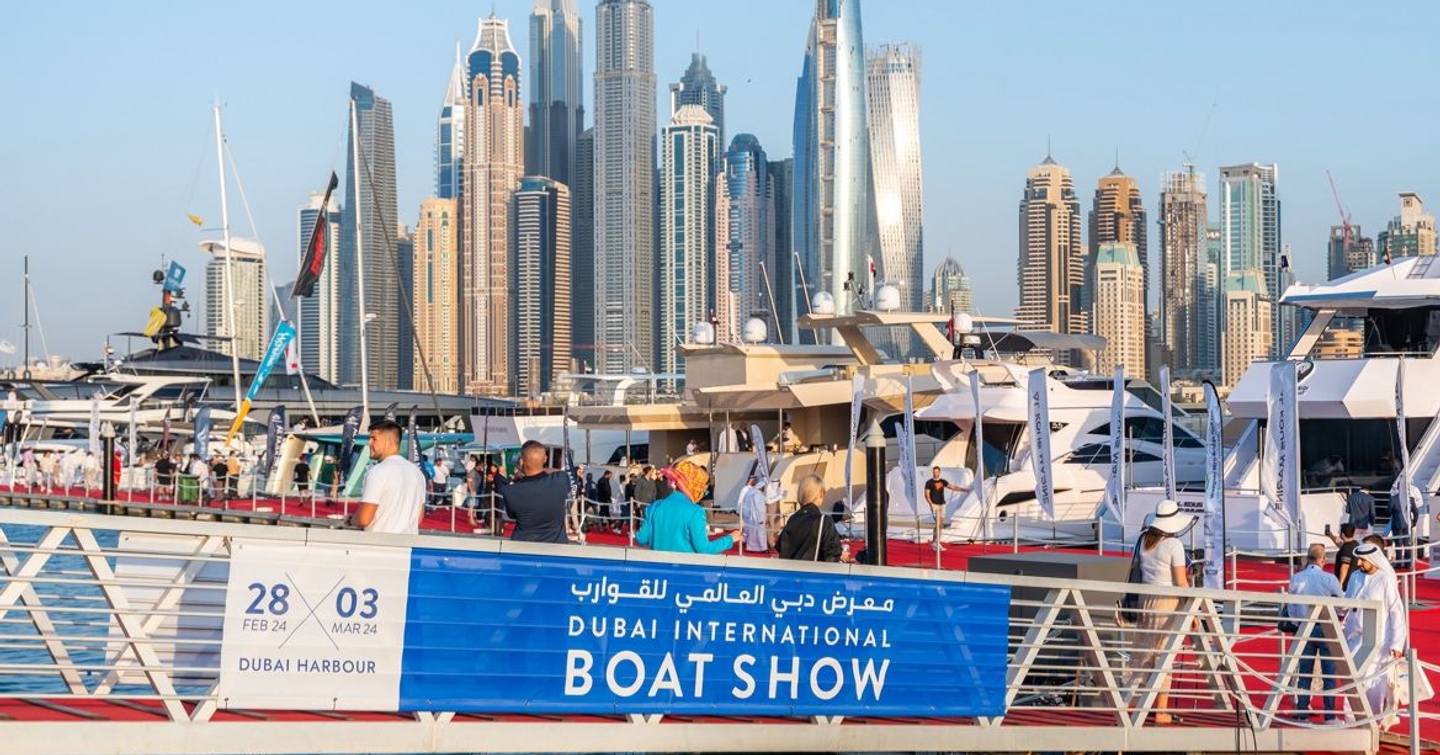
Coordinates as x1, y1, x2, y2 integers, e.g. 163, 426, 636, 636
923, 466, 968, 553
1343, 485, 1374, 534
1329, 523, 1359, 590
293, 457, 311, 498
496, 440, 571, 544
154, 455, 177, 496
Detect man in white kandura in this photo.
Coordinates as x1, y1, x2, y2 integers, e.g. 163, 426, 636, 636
353, 420, 427, 535
1343, 542, 1409, 721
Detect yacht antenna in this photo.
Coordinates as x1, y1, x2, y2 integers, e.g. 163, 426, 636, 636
759, 259, 784, 344
349, 98, 372, 430
21, 256, 30, 380
212, 101, 244, 412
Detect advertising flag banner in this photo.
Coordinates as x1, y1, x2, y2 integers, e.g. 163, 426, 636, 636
844, 374, 864, 513
898, 375, 918, 517
338, 406, 364, 481
407, 412, 421, 464
1026, 368, 1055, 521
163, 261, 187, 294
1203, 381, 1226, 590
1160, 365, 1176, 500
262, 406, 286, 479
194, 407, 212, 459
88, 394, 101, 455
1105, 366, 1126, 523
969, 370, 989, 536
749, 424, 770, 488
1260, 361, 1300, 532
225, 322, 297, 445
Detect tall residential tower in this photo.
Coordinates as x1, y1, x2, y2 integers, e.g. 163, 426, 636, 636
341, 81, 400, 389
1016, 155, 1085, 363
593, 0, 656, 373
527, 0, 583, 186
657, 105, 719, 378
461, 14, 525, 395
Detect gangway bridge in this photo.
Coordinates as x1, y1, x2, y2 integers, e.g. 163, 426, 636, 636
0, 502, 1424, 754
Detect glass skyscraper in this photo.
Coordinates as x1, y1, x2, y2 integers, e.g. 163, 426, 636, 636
341, 81, 399, 389
715, 134, 775, 343
792, 0, 873, 331
670, 52, 725, 146
510, 176, 572, 398
866, 43, 924, 315
297, 192, 342, 384
435, 47, 466, 201
527, 0, 583, 186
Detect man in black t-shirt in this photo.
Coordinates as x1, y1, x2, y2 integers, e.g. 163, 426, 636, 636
1328, 522, 1359, 590
154, 455, 177, 496
293, 457, 311, 498
497, 440, 572, 544
923, 466, 969, 553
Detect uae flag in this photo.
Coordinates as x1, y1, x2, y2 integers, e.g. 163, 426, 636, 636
292, 172, 339, 298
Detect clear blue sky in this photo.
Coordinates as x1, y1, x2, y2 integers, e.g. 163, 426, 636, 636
2, 1, 1437, 362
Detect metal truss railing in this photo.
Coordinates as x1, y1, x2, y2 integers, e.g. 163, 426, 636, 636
0, 507, 1408, 754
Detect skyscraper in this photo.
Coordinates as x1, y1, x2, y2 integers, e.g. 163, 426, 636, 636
1016, 154, 1085, 364
793, 0, 873, 326
413, 198, 460, 394
658, 105, 719, 378
1158, 167, 1206, 374
670, 52, 725, 146
527, 0, 583, 186
866, 43, 924, 314
297, 192, 342, 384
1377, 192, 1437, 261
510, 176, 572, 398
461, 14, 525, 395
1091, 241, 1145, 377
1327, 225, 1375, 280
341, 81, 400, 389
395, 224, 414, 390
593, 0, 655, 374
436, 47, 467, 200
715, 134, 775, 343
1218, 162, 1281, 356
768, 157, 795, 341
1198, 223, 1222, 373
1222, 270, 1272, 388
571, 127, 595, 370
929, 257, 973, 315
1089, 166, 1146, 311
203, 239, 268, 361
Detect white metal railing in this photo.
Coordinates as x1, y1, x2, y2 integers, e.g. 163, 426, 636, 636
0, 508, 1412, 754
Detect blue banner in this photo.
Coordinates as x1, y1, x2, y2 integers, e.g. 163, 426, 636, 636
163, 261, 187, 294
399, 551, 1010, 716
246, 322, 296, 404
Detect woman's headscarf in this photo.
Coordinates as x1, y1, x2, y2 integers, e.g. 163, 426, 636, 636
662, 460, 709, 503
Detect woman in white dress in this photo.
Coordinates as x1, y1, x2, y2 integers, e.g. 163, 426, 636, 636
1129, 499, 1194, 725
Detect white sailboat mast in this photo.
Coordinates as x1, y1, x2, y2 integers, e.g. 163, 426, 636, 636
213, 102, 244, 412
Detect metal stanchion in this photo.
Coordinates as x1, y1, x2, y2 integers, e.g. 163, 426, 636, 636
1408, 647, 1421, 755
1012, 514, 1019, 554
628, 500, 636, 547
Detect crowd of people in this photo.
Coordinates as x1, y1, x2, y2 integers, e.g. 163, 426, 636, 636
1123, 497, 1412, 726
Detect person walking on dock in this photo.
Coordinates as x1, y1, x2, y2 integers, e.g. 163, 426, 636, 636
1284, 543, 1344, 720
1128, 499, 1193, 726
353, 420, 426, 535
1344, 542, 1408, 721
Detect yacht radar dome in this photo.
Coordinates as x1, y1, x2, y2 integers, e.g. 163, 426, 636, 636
691, 321, 716, 345
812, 291, 836, 314
742, 318, 768, 343
874, 283, 901, 312
954, 312, 974, 334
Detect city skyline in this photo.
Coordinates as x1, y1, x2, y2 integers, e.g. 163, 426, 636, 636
5, 1, 1440, 362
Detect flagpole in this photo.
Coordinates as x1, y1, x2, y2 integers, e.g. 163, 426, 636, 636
212, 101, 244, 414
350, 99, 372, 430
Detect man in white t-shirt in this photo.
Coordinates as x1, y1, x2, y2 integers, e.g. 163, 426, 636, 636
354, 420, 427, 535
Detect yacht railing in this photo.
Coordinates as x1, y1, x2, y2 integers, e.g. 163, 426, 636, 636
0, 507, 1408, 754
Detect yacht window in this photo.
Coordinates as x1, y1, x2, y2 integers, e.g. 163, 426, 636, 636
1295, 417, 1431, 491
1090, 416, 1202, 447
980, 422, 1023, 474
1363, 307, 1440, 357
1068, 443, 1162, 465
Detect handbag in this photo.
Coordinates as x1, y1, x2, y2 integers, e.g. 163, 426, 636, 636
1119, 544, 1144, 625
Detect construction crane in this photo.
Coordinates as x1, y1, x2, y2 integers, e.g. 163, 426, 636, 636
1326, 169, 1354, 249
